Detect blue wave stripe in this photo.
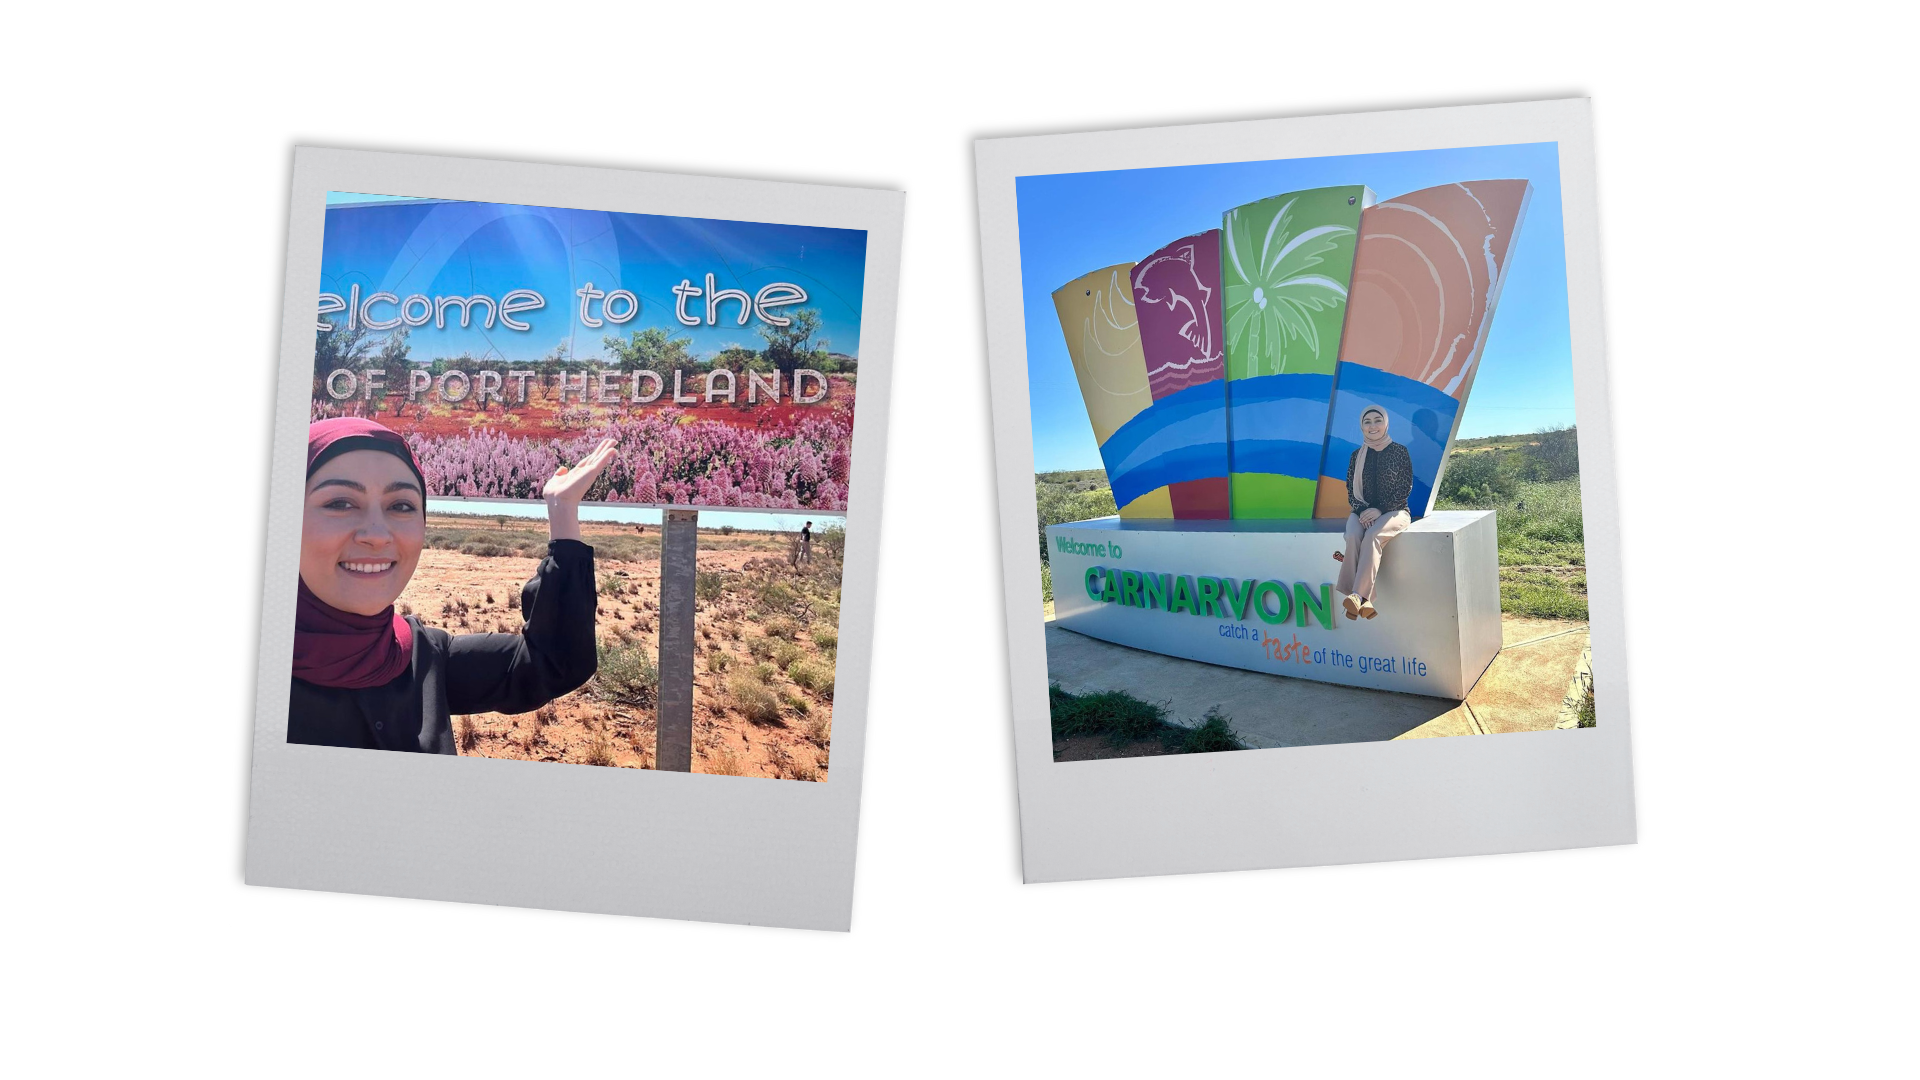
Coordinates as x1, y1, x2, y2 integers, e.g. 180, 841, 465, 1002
1227, 372, 1334, 480
1230, 437, 1325, 480
1320, 363, 1461, 517
1097, 381, 1230, 508
1109, 442, 1234, 508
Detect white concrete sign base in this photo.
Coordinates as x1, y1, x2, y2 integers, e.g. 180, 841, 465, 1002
1046, 511, 1502, 700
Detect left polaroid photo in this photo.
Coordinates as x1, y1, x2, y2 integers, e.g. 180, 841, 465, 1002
247, 149, 901, 930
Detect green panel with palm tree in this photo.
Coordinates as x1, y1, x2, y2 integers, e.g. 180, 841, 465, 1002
1221, 185, 1372, 518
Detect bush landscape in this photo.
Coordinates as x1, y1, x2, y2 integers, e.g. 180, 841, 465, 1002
312, 314, 856, 510
1034, 427, 1587, 621
397, 510, 843, 781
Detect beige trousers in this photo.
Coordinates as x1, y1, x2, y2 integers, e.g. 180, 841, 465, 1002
1337, 510, 1411, 601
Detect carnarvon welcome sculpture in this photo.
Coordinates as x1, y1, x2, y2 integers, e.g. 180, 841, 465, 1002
1046, 180, 1532, 699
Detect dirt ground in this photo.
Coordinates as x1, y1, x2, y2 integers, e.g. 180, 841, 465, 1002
399, 515, 840, 781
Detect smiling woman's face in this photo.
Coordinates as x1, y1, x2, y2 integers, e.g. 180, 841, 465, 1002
300, 449, 425, 615
1361, 410, 1387, 441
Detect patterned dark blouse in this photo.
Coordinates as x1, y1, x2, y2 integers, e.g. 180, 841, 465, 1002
1346, 442, 1413, 515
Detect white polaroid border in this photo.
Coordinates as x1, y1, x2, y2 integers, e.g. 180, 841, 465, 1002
976, 99, 1636, 882
245, 148, 903, 930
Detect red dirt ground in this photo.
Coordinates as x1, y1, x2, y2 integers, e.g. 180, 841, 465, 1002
398, 516, 839, 782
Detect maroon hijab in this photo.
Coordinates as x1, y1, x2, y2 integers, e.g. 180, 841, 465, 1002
292, 418, 426, 689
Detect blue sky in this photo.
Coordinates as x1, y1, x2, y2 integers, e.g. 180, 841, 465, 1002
1014, 142, 1574, 472
320, 193, 867, 363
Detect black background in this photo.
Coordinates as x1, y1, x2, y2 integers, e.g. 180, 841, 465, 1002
224, 94, 1689, 949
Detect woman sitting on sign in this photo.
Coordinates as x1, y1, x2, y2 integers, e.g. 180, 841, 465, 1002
1336, 405, 1414, 620
287, 417, 614, 753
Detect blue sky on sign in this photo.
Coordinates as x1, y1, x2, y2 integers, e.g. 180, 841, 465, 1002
1014, 142, 1575, 472
319, 193, 868, 365
324, 195, 856, 530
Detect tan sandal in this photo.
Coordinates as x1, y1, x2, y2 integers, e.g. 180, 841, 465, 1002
1359, 600, 1378, 619
1342, 593, 1362, 620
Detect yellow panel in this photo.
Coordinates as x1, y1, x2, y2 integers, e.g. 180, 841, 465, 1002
1313, 474, 1351, 519
1051, 264, 1151, 444
1118, 485, 1173, 519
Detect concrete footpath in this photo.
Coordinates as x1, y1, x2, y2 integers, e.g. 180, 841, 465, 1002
1043, 615, 1590, 749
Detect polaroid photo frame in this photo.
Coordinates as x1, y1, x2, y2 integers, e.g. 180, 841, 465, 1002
983, 96, 1643, 883
246, 148, 902, 929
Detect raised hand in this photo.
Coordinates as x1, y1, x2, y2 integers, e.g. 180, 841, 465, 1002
543, 437, 616, 542
544, 438, 616, 506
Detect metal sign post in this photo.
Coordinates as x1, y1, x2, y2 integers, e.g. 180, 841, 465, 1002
655, 508, 698, 771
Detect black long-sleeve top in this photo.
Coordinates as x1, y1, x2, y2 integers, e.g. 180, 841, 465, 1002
287, 540, 599, 754
1346, 442, 1413, 515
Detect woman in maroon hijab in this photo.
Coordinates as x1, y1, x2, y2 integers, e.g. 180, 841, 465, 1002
288, 417, 614, 753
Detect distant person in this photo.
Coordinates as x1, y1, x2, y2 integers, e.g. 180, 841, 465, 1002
1336, 406, 1413, 620
286, 417, 615, 753
794, 520, 814, 567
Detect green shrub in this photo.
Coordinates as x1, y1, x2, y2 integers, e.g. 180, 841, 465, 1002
751, 662, 780, 683
746, 635, 776, 661
593, 641, 658, 706
810, 626, 838, 650
1175, 709, 1245, 753
756, 581, 796, 613
695, 571, 724, 602
788, 660, 834, 698
764, 616, 798, 640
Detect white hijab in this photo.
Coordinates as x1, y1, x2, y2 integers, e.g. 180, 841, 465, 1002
1352, 407, 1391, 506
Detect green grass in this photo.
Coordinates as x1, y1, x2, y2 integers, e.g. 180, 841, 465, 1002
1437, 476, 1588, 619
1174, 709, 1244, 754
1048, 685, 1247, 754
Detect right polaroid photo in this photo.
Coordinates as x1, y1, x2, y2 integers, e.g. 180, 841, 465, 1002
978, 100, 1636, 882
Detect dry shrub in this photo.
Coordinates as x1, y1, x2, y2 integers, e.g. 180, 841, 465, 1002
805, 713, 832, 749
705, 651, 733, 673
536, 703, 558, 726
765, 616, 798, 640
705, 746, 746, 777
750, 661, 780, 683
727, 675, 781, 724
788, 755, 821, 783
584, 734, 617, 767
455, 715, 478, 753
780, 692, 810, 715
765, 741, 794, 779
746, 636, 776, 661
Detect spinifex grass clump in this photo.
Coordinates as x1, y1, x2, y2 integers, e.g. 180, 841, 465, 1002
593, 641, 659, 706
771, 640, 806, 669
726, 674, 781, 724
